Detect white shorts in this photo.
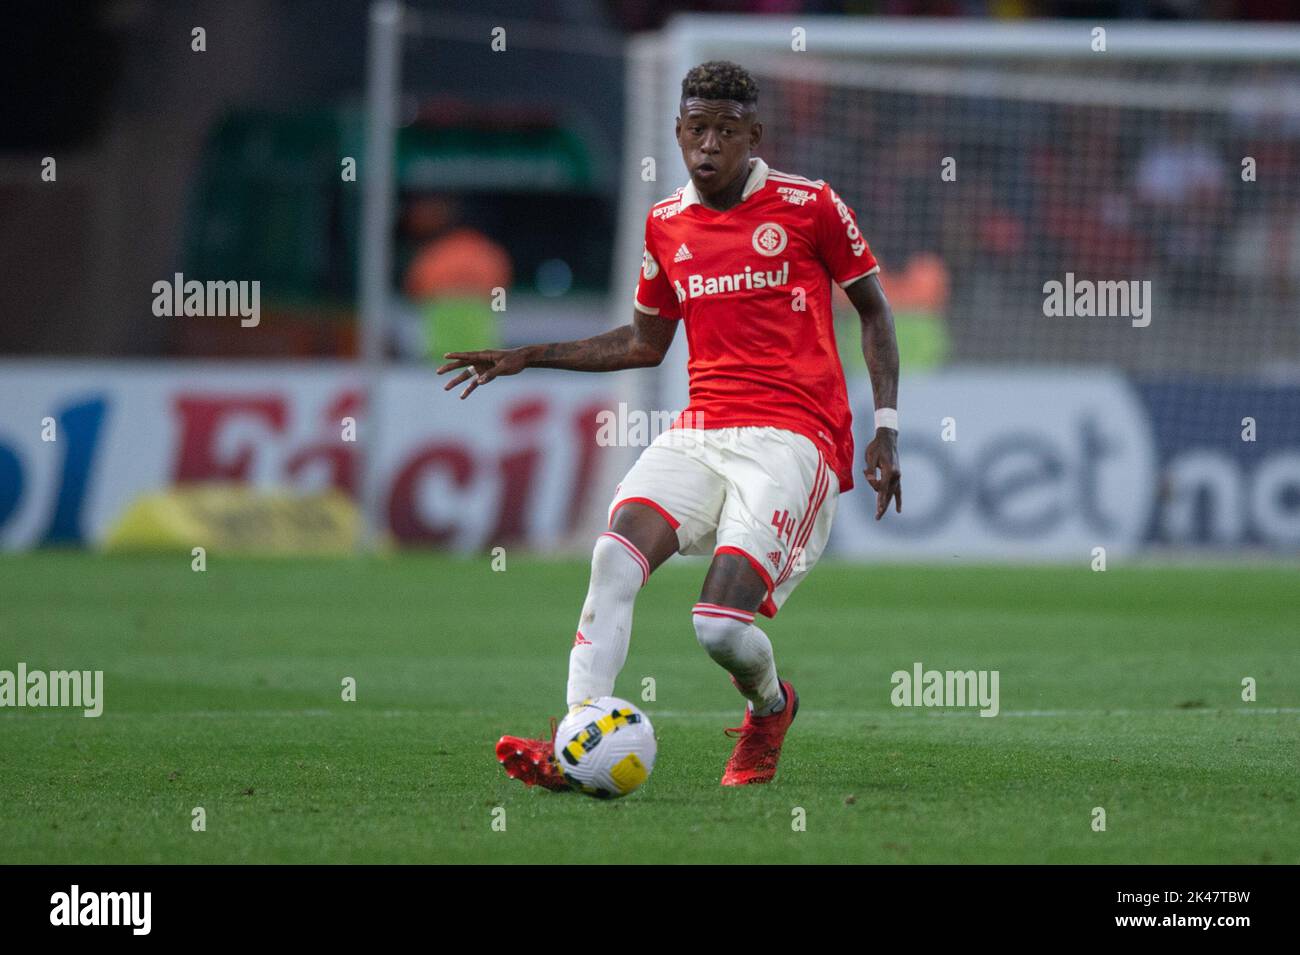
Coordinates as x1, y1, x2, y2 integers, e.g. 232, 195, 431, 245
608, 427, 839, 618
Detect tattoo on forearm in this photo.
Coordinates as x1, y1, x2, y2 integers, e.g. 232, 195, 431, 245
530, 326, 641, 372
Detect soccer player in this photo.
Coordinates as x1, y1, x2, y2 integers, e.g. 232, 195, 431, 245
437, 61, 901, 788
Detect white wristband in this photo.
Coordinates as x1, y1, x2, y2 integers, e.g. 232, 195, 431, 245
874, 408, 898, 431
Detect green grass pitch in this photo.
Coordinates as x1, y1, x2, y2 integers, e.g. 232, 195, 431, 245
1, 552, 1297, 864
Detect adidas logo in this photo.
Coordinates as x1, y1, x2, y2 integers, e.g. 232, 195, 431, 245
573, 631, 592, 647
673, 243, 693, 263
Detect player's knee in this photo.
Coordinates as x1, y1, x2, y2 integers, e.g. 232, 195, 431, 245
692, 610, 749, 662
591, 532, 649, 595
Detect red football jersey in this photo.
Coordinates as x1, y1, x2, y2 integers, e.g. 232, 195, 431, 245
634, 158, 879, 492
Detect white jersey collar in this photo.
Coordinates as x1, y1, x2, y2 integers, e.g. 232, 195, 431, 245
679, 157, 769, 210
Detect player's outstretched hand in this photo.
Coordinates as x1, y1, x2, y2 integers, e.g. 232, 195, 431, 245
436, 349, 528, 399
864, 429, 902, 520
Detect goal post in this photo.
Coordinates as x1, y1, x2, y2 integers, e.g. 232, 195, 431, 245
357, 0, 404, 550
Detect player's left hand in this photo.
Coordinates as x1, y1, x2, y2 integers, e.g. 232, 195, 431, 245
864, 429, 901, 520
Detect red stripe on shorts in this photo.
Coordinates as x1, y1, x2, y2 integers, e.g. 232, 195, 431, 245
776, 451, 829, 588
610, 496, 681, 530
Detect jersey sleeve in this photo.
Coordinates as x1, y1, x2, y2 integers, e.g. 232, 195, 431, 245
634, 212, 682, 320
814, 184, 880, 288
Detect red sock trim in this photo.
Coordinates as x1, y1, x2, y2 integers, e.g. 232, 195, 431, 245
712, 545, 778, 619
691, 602, 756, 623
600, 531, 649, 586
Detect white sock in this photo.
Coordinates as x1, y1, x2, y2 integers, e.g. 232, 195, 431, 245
566, 532, 648, 709
691, 604, 784, 715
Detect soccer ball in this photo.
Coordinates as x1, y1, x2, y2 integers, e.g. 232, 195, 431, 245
553, 696, 657, 799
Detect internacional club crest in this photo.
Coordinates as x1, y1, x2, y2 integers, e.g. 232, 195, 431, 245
752, 222, 788, 257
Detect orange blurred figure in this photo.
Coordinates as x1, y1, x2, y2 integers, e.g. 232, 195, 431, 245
405, 227, 513, 300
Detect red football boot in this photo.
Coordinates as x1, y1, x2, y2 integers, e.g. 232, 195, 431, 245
495, 718, 571, 792
720, 678, 799, 786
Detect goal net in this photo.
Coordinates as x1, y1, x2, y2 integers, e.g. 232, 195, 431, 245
621, 19, 1300, 375
615, 18, 1300, 556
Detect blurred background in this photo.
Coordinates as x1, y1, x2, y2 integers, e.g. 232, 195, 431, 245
1, 0, 1298, 561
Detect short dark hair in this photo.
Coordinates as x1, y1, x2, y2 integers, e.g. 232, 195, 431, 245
681, 61, 758, 106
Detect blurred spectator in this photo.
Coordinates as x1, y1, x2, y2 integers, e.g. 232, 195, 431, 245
401, 196, 513, 361
1229, 67, 1300, 139
1135, 125, 1227, 206
1032, 108, 1149, 275
881, 252, 953, 369
1229, 185, 1300, 300
1134, 117, 1228, 292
